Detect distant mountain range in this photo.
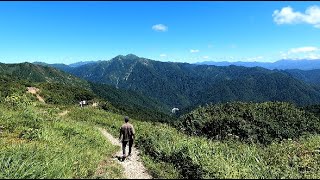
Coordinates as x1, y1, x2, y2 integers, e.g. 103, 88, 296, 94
0, 61, 175, 122
196, 59, 320, 70
35, 58, 320, 71
34, 54, 320, 111
4, 54, 320, 120
68, 61, 100, 68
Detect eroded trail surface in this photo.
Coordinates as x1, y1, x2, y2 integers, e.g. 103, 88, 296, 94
26, 87, 45, 103
98, 128, 152, 179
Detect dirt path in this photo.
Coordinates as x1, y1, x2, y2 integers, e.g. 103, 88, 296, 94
26, 87, 45, 103
97, 127, 152, 179
58, 110, 69, 116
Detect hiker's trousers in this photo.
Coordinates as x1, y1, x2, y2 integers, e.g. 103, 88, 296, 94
122, 139, 134, 156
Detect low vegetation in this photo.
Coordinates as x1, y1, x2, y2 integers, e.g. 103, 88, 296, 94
176, 102, 320, 145
90, 82, 176, 123
64, 103, 320, 179
0, 95, 123, 179
38, 82, 96, 105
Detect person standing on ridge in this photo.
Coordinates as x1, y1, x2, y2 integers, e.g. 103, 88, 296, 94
119, 116, 135, 160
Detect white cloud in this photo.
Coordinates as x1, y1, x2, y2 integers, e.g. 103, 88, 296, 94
273, 6, 320, 28
190, 49, 200, 53
202, 56, 209, 59
280, 47, 320, 60
152, 24, 168, 32
306, 53, 320, 59
289, 46, 319, 54
160, 54, 167, 57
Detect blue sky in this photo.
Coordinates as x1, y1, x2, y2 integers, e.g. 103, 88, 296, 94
0, 1, 320, 64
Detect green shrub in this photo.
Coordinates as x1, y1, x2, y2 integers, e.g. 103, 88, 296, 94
177, 102, 320, 145
2, 101, 320, 179
74, 106, 320, 179
38, 82, 96, 105
4, 93, 33, 110
19, 128, 41, 140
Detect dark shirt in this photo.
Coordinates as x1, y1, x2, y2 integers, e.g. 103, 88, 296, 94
119, 123, 135, 142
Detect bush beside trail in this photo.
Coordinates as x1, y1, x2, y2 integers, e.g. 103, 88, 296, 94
66, 105, 320, 179
1, 92, 320, 179
177, 102, 320, 145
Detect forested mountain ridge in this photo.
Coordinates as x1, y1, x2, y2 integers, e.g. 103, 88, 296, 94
41, 54, 320, 110
0, 62, 89, 89
33, 61, 73, 72
0, 62, 174, 122
283, 69, 320, 86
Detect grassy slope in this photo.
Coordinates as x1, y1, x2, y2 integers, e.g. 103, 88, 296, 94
0, 102, 124, 179
66, 106, 320, 179
1, 92, 320, 178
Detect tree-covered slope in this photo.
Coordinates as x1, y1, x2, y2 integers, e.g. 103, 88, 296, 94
33, 61, 74, 72
177, 101, 320, 145
59, 54, 320, 109
0, 62, 175, 123
89, 82, 176, 123
284, 69, 320, 86
0, 62, 90, 89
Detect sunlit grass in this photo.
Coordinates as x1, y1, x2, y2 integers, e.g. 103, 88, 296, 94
66, 106, 320, 179
0, 103, 123, 179
1, 98, 320, 179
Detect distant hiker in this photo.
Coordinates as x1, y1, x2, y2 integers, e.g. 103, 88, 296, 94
79, 100, 87, 107
119, 116, 135, 160
171, 107, 179, 114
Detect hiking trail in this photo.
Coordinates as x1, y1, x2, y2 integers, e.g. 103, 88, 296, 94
26, 87, 45, 103
97, 127, 152, 179
58, 110, 69, 116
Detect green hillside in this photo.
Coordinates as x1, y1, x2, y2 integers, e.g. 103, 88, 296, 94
0, 98, 123, 178
90, 82, 176, 123
55, 55, 320, 110
176, 102, 320, 145
1, 61, 320, 179
0, 62, 90, 89
284, 69, 320, 86
0, 64, 96, 107
2, 95, 320, 178
33, 61, 73, 73
0, 62, 172, 122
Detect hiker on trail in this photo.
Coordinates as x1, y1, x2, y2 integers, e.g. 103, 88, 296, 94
119, 116, 135, 159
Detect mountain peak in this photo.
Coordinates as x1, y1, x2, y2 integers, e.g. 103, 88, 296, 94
112, 54, 140, 61
125, 54, 139, 59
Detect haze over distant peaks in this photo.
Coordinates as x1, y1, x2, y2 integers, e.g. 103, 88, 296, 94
196, 59, 320, 70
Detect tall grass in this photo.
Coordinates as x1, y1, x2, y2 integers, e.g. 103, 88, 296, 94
1, 98, 320, 179
67, 106, 320, 179
0, 102, 123, 179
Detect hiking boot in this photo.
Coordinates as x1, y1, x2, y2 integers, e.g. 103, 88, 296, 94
121, 156, 126, 161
